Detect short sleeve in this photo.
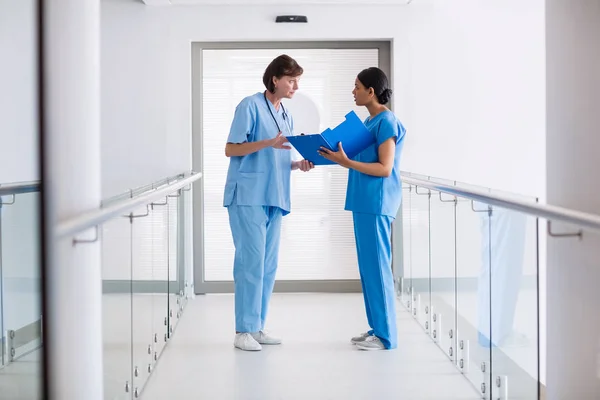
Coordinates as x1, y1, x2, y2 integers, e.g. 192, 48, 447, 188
227, 98, 256, 144
376, 117, 399, 146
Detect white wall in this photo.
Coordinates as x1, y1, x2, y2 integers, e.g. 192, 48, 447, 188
101, 1, 177, 197
545, 1, 600, 398
101, 0, 545, 199
400, 0, 546, 198
0, 0, 39, 183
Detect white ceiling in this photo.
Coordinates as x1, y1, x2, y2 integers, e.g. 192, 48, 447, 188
142, 0, 412, 5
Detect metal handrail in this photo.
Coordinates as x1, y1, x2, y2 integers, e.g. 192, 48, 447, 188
101, 172, 186, 206
0, 181, 40, 196
55, 171, 201, 239
401, 172, 600, 233
401, 171, 533, 200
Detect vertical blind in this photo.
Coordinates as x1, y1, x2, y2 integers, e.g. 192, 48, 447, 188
202, 48, 379, 281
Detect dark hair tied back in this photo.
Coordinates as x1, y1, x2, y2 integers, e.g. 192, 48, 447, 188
263, 54, 304, 93
357, 67, 392, 105
379, 88, 393, 105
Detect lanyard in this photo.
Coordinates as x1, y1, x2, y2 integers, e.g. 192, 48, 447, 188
264, 91, 291, 135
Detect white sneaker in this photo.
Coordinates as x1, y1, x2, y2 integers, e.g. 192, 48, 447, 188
351, 332, 372, 344
251, 330, 282, 345
355, 335, 386, 351
234, 333, 262, 351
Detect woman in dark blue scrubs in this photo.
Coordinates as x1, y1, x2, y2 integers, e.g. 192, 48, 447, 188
319, 67, 406, 350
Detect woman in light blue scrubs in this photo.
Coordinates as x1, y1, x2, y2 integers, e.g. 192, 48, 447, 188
319, 67, 406, 351
224, 55, 314, 351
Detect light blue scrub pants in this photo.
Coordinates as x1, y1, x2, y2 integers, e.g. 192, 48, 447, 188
353, 212, 398, 349
477, 208, 526, 347
228, 202, 283, 333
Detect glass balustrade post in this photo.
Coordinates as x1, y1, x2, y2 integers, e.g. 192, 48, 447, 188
489, 207, 540, 399
455, 199, 493, 399
412, 186, 431, 332
101, 215, 133, 399
430, 190, 458, 361
130, 205, 154, 397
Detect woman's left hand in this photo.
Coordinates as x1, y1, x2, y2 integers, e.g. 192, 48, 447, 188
298, 160, 315, 172
294, 159, 315, 172
318, 142, 349, 166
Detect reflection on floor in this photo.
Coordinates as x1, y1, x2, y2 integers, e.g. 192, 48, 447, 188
403, 288, 539, 399
437, 289, 539, 378
142, 293, 480, 400
103, 293, 182, 399
0, 292, 181, 400
0, 350, 42, 400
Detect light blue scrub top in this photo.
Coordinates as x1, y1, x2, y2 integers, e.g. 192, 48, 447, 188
223, 92, 294, 215
344, 110, 406, 218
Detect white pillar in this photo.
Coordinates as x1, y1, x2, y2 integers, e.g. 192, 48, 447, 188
43, 0, 103, 399
545, 1, 600, 398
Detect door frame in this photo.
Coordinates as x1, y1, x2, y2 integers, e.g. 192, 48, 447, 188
191, 40, 393, 294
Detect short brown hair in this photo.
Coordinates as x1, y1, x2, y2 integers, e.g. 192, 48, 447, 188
262, 54, 303, 93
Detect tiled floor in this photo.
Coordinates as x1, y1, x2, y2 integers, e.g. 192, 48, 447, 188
141, 293, 480, 400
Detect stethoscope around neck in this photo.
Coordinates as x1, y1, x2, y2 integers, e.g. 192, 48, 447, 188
264, 91, 291, 135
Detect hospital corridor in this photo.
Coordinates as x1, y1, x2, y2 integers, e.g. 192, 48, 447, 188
140, 294, 477, 400
2, 0, 600, 399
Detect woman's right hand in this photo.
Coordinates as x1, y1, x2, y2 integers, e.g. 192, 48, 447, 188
270, 132, 290, 150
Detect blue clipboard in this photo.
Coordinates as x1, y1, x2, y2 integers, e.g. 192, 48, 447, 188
285, 111, 374, 166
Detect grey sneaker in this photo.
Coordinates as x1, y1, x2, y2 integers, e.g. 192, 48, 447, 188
251, 330, 282, 345
351, 332, 372, 344
355, 335, 386, 351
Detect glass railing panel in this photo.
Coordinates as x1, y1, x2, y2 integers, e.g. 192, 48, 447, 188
149, 198, 169, 366
429, 190, 457, 361
101, 214, 133, 400
399, 173, 542, 398
1, 4, 43, 396
0, 191, 43, 399
168, 192, 182, 337
180, 186, 194, 305
131, 205, 154, 397
0, 238, 2, 368
411, 186, 432, 332
456, 199, 492, 398
489, 207, 539, 399
46, 173, 199, 399
396, 183, 412, 307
